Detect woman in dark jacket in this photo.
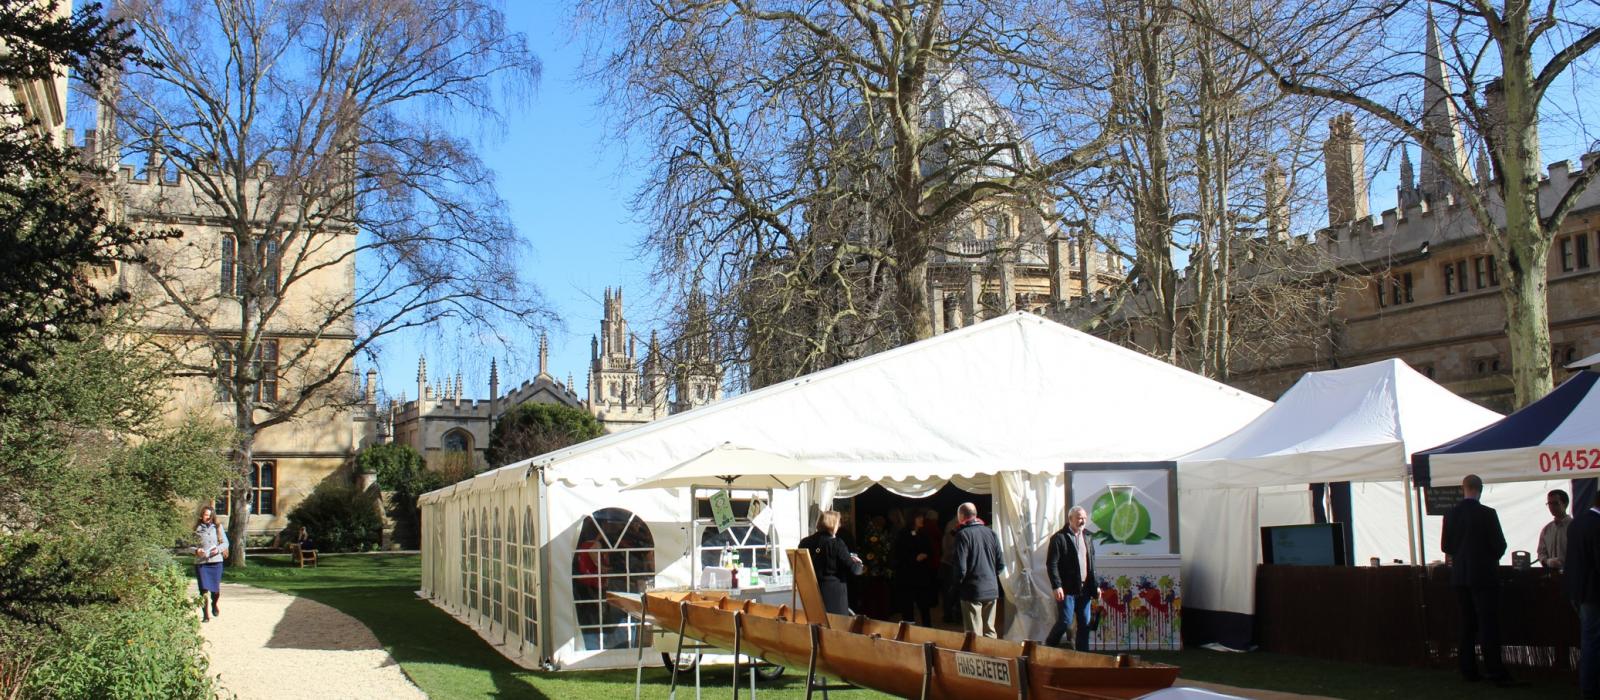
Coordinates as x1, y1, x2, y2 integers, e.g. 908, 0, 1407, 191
798, 510, 858, 615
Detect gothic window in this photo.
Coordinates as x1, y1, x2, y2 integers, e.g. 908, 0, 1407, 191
220, 235, 235, 296
1562, 236, 1576, 271
214, 460, 276, 516
442, 429, 471, 453
522, 505, 538, 647
1443, 263, 1456, 295
572, 508, 655, 650
219, 234, 280, 297
1473, 255, 1499, 289
215, 338, 279, 403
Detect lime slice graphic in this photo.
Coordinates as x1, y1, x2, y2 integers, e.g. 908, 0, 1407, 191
1111, 502, 1141, 542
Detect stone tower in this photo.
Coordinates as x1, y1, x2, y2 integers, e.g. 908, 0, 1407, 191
590, 287, 638, 411
1323, 113, 1370, 227
1418, 10, 1470, 203
673, 292, 724, 413
1264, 160, 1289, 242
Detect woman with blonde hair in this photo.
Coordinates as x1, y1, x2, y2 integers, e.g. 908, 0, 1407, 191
193, 505, 229, 622
798, 510, 859, 615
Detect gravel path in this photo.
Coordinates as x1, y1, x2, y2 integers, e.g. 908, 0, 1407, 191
199, 583, 426, 700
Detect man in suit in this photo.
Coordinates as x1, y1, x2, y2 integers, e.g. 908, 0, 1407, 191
1045, 505, 1098, 650
1566, 490, 1600, 700
1441, 474, 1511, 684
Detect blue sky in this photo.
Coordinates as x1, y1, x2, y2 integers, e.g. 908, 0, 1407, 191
366, 2, 654, 404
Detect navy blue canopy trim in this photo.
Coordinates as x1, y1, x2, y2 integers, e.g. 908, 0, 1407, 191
1413, 370, 1599, 486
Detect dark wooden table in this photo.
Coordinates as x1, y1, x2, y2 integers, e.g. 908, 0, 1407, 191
1255, 564, 1578, 669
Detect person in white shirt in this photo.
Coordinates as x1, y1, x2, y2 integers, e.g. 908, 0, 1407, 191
1540, 489, 1573, 569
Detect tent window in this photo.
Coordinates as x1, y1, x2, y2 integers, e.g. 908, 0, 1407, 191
478, 510, 489, 615
459, 512, 469, 608
492, 508, 503, 624
523, 505, 538, 647
572, 508, 655, 651
505, 509, 520, 641
468, 510, 480, 612
695, 496, 776, 576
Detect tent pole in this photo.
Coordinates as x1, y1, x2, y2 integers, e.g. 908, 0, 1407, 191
1413, 481, 1428, 564
1402, 473, 1418, 565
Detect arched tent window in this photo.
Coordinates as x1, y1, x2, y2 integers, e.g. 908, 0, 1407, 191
467, 510, 479, 612
505, 509, 520, 640
459, 511, 469, 607
523, 505, 538, 647
442, 429, 471, 453
572, 508, 655, 650
478, 510, 489, 615
491, 508, 503, 624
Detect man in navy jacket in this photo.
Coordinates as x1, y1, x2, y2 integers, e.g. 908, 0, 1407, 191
1441, 474, 1510, 685
950, 502, 1005, 637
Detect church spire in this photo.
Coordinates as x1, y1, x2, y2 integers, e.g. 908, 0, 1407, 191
1419, 8, 1469, 203
537, 332, 550, 378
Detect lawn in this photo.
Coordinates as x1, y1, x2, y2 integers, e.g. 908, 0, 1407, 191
228, 554, 1574, 699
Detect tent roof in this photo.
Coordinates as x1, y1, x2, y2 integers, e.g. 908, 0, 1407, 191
1178, 358, 1501, 490
427, 312, 1269, 492
1414, 369, 1600, 486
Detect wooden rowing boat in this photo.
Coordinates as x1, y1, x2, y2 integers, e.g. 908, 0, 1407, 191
611, 588, 1179, 699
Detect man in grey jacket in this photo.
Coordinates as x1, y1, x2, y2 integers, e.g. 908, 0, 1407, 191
950, 502, 1005, 637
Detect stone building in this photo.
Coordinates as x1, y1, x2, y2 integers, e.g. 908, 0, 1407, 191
382, 289, 724, 470
1059, 18, 1599, 411
78, 135, 364, 536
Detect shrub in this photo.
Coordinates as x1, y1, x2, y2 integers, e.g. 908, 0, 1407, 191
286, 481, 382, 553
358, 443, 472, 548
23, 562, 217, 700
486, 402, 605, 467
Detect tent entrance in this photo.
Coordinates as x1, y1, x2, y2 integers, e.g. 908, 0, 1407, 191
838, 482, 991, 626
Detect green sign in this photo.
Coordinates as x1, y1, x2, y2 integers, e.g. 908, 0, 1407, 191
710, 489, 736, 532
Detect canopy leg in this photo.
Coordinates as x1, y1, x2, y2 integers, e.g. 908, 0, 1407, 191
670, 601, 689, 700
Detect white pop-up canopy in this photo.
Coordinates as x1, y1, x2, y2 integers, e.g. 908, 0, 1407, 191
417, 312, 1270, 669
1177, 359, 1507, 630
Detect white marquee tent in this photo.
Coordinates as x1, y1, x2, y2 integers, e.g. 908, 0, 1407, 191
416, 312, 1269, 669
1177, 359, 1550, 635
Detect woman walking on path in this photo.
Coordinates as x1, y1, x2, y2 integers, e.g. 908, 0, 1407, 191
194, 505, 228, 622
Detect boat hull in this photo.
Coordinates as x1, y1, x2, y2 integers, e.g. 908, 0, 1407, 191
619, 590, 1178, 699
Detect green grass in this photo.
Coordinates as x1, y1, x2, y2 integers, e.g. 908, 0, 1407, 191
226, 554, 888, 699
227, 554, 1576, 699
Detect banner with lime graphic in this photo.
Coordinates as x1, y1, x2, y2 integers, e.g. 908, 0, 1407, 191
1071, 469, 1173, 556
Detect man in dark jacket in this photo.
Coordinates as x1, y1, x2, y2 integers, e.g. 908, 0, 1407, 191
1441, 474, 1511, 685
1566, 491, 1600, 699
1046, 505, 1098, 650
950, 502, 1005, 637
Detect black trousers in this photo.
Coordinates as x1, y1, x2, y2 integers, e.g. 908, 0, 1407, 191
1456, 585, 1508, 681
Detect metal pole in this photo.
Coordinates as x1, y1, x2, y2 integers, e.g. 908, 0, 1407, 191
805, 625, 821, 700
670, 602, 689, 700
732, 612, 743, 700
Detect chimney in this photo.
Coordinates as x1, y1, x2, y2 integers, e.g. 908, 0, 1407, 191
364, 368, 376, 404
1323, 113, 1371, 227
1264, 160, 1289, 242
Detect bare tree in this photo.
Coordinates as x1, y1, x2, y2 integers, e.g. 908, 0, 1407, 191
106, 0, 545, 565
1181, 0, 1600, 407
582, 0, 1115, 386
1063, 0, 1353, 381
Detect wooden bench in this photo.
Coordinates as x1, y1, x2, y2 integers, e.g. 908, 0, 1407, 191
288, 543, 318, 567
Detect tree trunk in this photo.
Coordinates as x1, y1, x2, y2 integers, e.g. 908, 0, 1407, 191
1493, 20, 1554, 408
227, 428, 254, 567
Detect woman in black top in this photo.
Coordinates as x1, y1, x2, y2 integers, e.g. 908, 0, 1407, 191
798, 510, 857, 615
